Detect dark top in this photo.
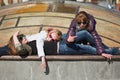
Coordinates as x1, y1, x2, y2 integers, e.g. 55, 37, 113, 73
0, 45, 9, 56
0, 41, 57, 57
66, 14, 105, 54
27, 40, 37, 55
44, 41, 57, 55
27, 40, 57, 55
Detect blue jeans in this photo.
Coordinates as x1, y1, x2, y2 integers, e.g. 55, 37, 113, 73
62, 30, 109, 49
75, 30, 109, 49
62, 30, 95, 46
0, 45, 9, 56
75, 30, 96, 47
59, 40, 114, 55
60, 30, 118, 55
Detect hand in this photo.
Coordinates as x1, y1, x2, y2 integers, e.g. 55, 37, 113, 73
41, 62, 46, 72
67, 35, 77, 42
46, 37, 53, 41
13, 31, 21, 45
40, 57, 47, 72
101, 53, 112, 60
14, 31, 20, 37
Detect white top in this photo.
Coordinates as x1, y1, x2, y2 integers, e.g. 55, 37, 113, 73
26, 31, 47, 57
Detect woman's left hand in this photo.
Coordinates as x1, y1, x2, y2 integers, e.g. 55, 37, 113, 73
14, 31, 20, 37
101, 53, 112, 60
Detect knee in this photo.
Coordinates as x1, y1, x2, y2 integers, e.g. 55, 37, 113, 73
77, 30, 89, 36
82, 30, 92, 37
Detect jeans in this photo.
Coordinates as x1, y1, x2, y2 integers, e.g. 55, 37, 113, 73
60, 30, 119, 55
59, 40, 115, 55
62, 30, 109, 49
76, 30, 109, 49
75, 30, 96, 47
62, 30, 96, 47
0, 45, 9, 56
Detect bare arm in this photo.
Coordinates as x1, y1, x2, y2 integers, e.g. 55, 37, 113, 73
13, 31, 21, 46
40, 56, 47, 72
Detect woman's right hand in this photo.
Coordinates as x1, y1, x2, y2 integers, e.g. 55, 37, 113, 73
67, 35, 77, 42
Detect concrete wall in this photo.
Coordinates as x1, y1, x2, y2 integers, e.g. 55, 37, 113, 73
0, 59, 120, 80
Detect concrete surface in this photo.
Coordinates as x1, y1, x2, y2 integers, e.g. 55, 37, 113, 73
0, 55, 120, 80
0, 59, 120, 80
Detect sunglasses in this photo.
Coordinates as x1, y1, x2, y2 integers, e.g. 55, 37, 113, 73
49, 34, 55, 41
18, 34, 25, 41
77, 21, 88, 25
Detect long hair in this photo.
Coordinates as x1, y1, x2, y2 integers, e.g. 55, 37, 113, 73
8, 34, 31, 58
8, 36, 17, 55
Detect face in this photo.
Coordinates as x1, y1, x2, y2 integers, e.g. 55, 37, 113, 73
48, 32, 59, 41
21, 37, 27, 44
18, 34, 27, 44
77, 21, 88, 29
76, 14, 88, 29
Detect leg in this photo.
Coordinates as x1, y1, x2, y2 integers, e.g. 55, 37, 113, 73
75, 30, 96, 47
59, 40, 115, 55
62, 30, 95, 46
59, 40, 97, 55
109, 47, 120, 55
0, 45, 9, 56
76, 30, 110, 49
102, 43, 109, 49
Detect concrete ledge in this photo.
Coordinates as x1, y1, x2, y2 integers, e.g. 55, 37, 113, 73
0, 55, 120, 80
0, 55, 120, 61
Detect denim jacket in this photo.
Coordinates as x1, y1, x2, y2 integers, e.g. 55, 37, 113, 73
66, 14, 105, 54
